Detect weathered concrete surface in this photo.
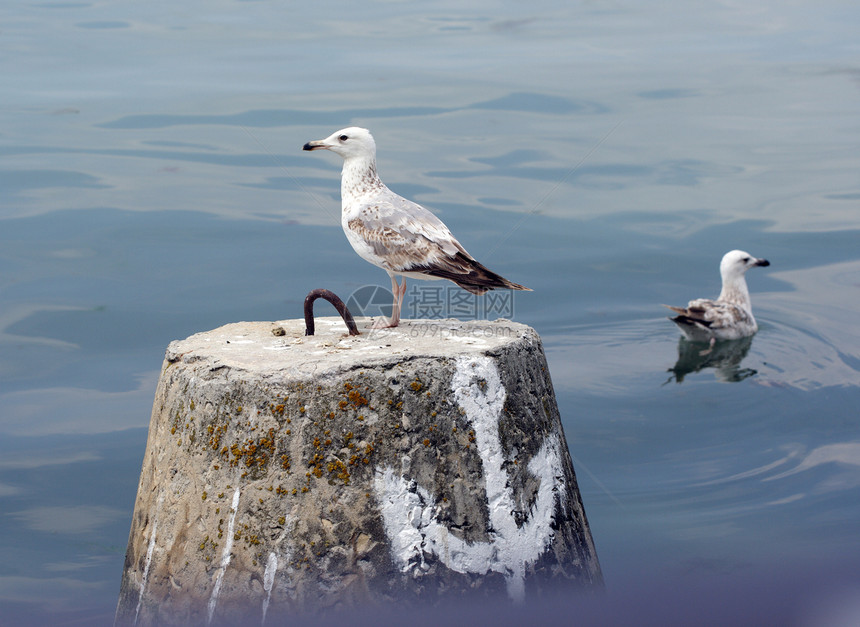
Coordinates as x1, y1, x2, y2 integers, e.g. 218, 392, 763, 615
115, 318, 602, 626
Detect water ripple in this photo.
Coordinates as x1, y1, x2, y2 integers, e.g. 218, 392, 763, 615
96, 92, 603, 129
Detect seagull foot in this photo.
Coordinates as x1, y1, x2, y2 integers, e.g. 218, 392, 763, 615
698, 337, 716, 356
370, 317, 399, 330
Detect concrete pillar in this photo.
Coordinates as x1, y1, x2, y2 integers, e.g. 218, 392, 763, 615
115, 318, 602, 627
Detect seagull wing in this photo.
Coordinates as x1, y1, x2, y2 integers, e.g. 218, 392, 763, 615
346, 191, 529, 294
347, 191, 466, 268
664, 299, 752, 330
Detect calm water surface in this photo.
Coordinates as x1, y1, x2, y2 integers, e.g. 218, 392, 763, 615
2, 1, 859, 625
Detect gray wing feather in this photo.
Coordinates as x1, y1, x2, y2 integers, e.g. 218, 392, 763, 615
347, 192, 472, 273
665, 299, 752, 330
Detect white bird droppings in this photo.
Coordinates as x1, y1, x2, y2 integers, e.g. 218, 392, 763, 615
207, 488, 241, 626
374, 355, 564, 602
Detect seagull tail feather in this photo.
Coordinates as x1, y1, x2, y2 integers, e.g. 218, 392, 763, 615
663, 304, 688, 315
413, 254, 532, 294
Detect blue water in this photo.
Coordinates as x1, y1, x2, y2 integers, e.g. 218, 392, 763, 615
3, 1, 860, 625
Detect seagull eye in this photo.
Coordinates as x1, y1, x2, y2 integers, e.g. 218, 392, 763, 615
339, 135, 348, 141
743, 257, 750, 262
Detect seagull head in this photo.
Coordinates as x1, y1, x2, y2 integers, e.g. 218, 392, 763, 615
716, 249, 770, 305
303, 127, 376, 161
720, 249, 770, 280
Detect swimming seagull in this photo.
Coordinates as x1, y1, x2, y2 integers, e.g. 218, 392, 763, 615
664, 249, 770, 346
303, 127, 531, 328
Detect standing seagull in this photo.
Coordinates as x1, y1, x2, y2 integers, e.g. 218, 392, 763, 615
303, 127, 530, 328
664, 249, 770, 345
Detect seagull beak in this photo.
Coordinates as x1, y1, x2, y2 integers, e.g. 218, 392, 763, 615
755, 258, 770, 267
303, 139, 329, 151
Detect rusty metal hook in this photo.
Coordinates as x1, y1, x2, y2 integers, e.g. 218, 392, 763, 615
304, 289, 360, 336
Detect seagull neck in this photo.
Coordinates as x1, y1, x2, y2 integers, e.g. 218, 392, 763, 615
718, 275, 751, 307
340, 156, 384, 201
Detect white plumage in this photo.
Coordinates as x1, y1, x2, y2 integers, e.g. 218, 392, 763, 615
303, 127, 529, 328
665, 249, 770, 344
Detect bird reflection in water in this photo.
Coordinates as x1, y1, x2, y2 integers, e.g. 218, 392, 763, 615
665, 335, 757, 384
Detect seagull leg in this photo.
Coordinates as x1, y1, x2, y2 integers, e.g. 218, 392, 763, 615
698, 336, 716, 356
392, 278, 407, 325
371, 274, 404, 329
